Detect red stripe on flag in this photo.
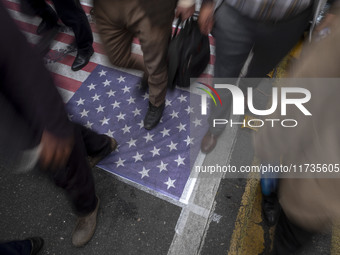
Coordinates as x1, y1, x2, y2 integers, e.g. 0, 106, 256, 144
210, 55, 215, 65
3, 0, 20, 11
51, 73, 82, 92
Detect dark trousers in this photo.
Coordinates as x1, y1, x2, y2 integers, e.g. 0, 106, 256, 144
53, 124, 109, 216
0, 240, 31, 255
26, 0, 93, 51
208, 3, 313, 135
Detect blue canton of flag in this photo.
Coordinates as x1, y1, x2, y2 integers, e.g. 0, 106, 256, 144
66, 65, 206, 200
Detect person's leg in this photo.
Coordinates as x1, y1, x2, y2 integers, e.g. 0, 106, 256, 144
245, 6, 313, 79
51, 0, 93, 52
210, 3, 256, 127
50, 0, 93, 71
52, 124, 98, 247
77, 124, 117, 167
25, 0, 58, 34
133, 0, 177, 129
201, 3, 255, 153
53, 125, 97, 216
136, 0, 177, 107
94, 0, 144, 71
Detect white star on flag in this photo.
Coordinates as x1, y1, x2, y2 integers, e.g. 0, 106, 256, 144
177, 94, 187, 102
165, 99, 172, 106
192, 118, 202, 127
184, 136, 194, 146
160, 128, 170, 137
150, 146, 161, 157
139, 167, 150, 179
164, 177, 176, 190
132, 108, 141, 116
115, 157, 126, 168
157, 161, 168, 173
137, 120, 144, 129
111, 100, 121, 109
121, 124, 132, 134
100, 116, 110, 126
91, 93, 100, 101
96, 105, 105, 113
127, 96, 136, 104
116, 112, 126, 121
117, 76, 126, 83
106, 90, 116, 97
185, 106, 194, 114
142, 92, 149, 100
122, 86, 131, 93
87, 83, 96, 91
85, 121, 93, 129
169, 110, 179, 119
143, 132, 154, 143
167, 141, 178, 151
176, 123, 186, 132
80, 109, 89, 118
126, 138, 137, 148
132, 152, 144, 162
76, 98, 85, 106
174, 155, 185, 166
105, 129, 114, 137
98, 70, 107, 76
102, 79, 111, 87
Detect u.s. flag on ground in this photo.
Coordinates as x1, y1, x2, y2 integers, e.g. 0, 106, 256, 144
66, 65, 206, 200
4, 0, 214, 200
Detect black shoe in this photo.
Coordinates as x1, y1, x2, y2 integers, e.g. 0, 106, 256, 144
262, 194, 280, 226
27, 237, 44, 255
88, 136, 117, 168
37, 19, 58, 35
71, 47, 94, 71
144, 102, 165, 130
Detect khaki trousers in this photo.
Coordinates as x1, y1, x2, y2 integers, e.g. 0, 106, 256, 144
94, 0, 177, 106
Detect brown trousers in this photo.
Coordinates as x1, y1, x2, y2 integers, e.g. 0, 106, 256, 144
94, 0, 177, 106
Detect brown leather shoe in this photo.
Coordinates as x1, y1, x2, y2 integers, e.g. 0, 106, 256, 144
72, 197, 100, 247
200, 131, 220, 154
88, 137, 117, 168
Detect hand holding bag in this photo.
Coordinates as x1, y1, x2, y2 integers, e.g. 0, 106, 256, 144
168, 15, 210, 89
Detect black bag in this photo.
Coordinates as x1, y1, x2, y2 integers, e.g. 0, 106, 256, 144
168, 15, 210, 89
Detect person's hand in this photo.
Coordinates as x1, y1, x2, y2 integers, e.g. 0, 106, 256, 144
198, 3, 215, 35
39, 130, 74, 171
176, 5, 195, 21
